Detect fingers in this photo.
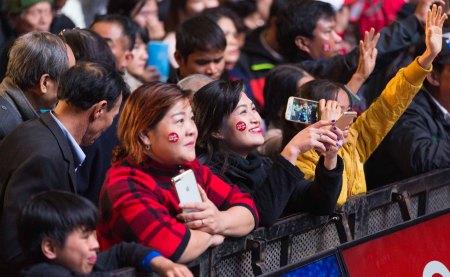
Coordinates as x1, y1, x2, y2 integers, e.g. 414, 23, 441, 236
197, 184, 208, 202
310, 120, 333, 129
371, 47, 378, 60
319, 99, 326, 112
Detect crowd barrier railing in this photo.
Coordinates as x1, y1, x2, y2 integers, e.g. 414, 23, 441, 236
113, 168, 450, 276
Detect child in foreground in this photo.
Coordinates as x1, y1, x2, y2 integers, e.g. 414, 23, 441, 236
17, 190, 192, 277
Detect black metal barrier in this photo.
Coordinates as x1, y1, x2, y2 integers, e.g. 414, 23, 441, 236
113, 168, 450, 276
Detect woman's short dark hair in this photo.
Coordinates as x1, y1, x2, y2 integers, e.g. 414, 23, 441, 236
193, 79, 244, 163
176, 15, 226, 60
203, 6, 246, 34
58, 28, 116, 68
18, 191, 98, 264
57, 62, 129, 111
262, 65, 310, 127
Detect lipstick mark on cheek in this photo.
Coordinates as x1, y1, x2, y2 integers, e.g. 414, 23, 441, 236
236, 121, 246, 132
168, 132, 179, 143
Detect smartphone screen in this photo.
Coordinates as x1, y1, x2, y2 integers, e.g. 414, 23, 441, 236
285, 96, 319, 124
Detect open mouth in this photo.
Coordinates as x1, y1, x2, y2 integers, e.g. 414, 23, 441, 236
249, 127, 262, 134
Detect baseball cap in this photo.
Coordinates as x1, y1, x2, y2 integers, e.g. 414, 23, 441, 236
7, 0, 54, 14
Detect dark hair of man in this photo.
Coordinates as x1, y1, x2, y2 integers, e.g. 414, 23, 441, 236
193, 79, 244, 164
262, 65, 310, 127
58, 28, 116, 68
203, 6, 246, 34
281, 78, 339, 148
107, 0, 146, 17
57, 61, 129, 111
91, 14, 136, 51
6, 31, 69, 90
17, 191, 98, 264
276, 0, 335, 61
176, 15, 226, 60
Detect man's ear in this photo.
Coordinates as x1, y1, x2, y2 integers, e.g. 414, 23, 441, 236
38, 74, 52, 95
41, 238, 58, 260
174, 51, 184, 67
426, 70, 440, 87
91, 100, 108, 121
294, 36, 311, 54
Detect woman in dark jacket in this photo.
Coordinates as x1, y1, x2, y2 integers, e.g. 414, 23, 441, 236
193, 79, 345, 226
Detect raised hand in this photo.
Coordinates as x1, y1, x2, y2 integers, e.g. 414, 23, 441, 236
356, 28, 379, 80
419, 4, 448, 68
427, 4, 447, 56
347, 28, 380, 94
319, 99, 342, 122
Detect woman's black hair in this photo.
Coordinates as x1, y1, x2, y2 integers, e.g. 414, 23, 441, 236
203, 6, 246, 34
17, 191, 98, 264
193, 79, 244, 164
58, 28, 116, 68
262, 64, 311, 128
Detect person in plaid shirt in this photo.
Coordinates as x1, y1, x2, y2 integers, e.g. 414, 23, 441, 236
97, 82, 259, 263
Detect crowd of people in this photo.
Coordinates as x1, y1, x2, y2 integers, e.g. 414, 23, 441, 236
0, 0, 449, 276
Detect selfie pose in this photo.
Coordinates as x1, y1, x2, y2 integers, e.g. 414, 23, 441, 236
97, 82, 258, 263
193, 80, 344, 227
284, 5, 447, 205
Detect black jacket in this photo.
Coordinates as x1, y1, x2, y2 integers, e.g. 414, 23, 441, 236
366, 90, 450, 189
204, 152, 343, 226
0, 113, 77, 274
21, 242, 156, 277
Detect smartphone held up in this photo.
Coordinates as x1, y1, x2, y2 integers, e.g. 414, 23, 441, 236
285, 97, 319, 124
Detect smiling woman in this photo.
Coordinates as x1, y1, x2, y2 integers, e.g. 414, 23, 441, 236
97, 82, 258, 263
193, 79, 345, 227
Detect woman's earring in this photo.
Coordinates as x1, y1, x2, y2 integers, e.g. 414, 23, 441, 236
144, 144, 151, 150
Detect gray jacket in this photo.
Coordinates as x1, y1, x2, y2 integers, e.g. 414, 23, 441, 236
0, 77, 38, 140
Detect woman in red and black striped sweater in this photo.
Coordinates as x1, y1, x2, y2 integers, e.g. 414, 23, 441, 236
97, 82, 258, 263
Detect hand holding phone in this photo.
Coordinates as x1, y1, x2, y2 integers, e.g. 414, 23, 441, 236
334, 111, 357, 130
285, 96, 319, 124
172, 169, 202, 213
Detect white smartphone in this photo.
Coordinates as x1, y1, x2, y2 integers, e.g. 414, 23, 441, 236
285, 96, 319, 124
171, 169, 202, 213
334, 111, 357, 130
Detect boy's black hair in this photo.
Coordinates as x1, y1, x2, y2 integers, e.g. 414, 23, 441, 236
175, 15, 226, 60
18, 191, 98, 264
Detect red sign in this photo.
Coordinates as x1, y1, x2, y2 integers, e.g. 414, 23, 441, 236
341, 212, 450, 276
